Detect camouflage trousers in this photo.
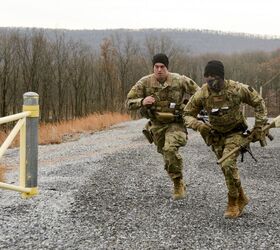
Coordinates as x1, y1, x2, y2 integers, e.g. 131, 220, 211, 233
211, 132, 244, 198
149, 121, 187, 178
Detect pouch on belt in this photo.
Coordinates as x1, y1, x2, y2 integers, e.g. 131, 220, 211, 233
155, 112, 175, 123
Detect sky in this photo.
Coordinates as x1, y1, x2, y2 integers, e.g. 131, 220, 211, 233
1, 0, 280, 37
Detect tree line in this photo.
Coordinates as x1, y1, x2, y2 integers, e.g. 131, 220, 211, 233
0, 30, 279, 124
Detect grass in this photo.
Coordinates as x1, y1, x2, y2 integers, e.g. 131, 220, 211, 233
0, 112, 131, 182
39, 112, 131, 145
0, 164, 5, 183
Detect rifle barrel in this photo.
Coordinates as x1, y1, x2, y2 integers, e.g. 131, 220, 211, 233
217, 115, 280, 165
217, 146, 242, 164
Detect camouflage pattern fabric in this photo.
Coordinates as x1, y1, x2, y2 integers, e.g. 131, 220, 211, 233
127, 73, 199, 112
211, 132, 243, 198
149, 122, 187, 178
183, 79, 268, 196
126, 72, 199, 177
183, 80, 267, 133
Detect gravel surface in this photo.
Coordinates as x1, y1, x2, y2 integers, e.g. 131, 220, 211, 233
0, 118, 280, 249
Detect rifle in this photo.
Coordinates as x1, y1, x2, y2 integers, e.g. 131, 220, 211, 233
217, 115, 280, 165
197, 110, 209, 123
142, 121, 153, 144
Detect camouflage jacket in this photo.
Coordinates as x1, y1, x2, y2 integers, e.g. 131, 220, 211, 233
126, 73, 199, 122
183, 80, 268, 133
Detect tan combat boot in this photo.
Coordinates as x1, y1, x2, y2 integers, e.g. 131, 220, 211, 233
238, 187, 249, 215
172, 177, 186, 200
224, 194, 240, 218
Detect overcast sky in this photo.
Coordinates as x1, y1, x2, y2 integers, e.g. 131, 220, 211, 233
1, 0, 280, 37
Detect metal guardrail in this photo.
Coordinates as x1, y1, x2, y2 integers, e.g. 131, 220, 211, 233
0, 92, 39, 198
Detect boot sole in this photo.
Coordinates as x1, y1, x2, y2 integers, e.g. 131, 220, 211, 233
224, 212, 240, 219
173, 194, 186, 200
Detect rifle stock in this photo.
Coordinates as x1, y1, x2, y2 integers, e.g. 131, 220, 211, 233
217, 115, 280, 165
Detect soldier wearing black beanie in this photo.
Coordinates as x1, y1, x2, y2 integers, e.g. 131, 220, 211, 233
204, 60, 224, 79
126, 52, 200, 201
183, 58, 268, 219
152, 53, 169, 69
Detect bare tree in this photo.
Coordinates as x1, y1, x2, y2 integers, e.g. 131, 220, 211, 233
0, 32, 21, 118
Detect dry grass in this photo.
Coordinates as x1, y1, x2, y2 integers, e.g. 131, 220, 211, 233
0, 112, 131, 146
0, 131, 7, 146
0, 164, 12, 182
0, 112, 131, 180
39, 112, 131, 145
0, 164, 5, 182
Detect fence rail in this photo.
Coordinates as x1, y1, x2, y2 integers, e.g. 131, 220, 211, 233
0, 92, 39, 198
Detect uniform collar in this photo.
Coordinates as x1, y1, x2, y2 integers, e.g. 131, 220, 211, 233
206, 79, 228, 95
152, 72, 171, 87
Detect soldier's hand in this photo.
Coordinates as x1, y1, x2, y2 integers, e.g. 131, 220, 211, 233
197, 123, 212, 138
142, 96, 156, 106
197, 123, 213, 146
251, 126, 264, 142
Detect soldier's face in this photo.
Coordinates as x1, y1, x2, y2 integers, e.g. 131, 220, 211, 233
205, 75, 224, 92
154, 63, 168, 82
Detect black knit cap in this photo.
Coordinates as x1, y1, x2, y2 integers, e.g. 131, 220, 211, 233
204, 60, 224, 78
152, 53, 169, 68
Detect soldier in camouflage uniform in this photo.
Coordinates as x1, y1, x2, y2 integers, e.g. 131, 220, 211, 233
126, 53, 200, 200
183, 60, 268, 218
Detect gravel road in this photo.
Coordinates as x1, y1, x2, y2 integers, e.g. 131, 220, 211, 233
0, 118, 280, 250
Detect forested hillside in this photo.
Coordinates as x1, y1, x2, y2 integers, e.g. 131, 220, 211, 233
0, 28, 279, 123
1, 27, 280, 55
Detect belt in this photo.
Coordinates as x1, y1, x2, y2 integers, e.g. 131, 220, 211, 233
217, 123, 248, 136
